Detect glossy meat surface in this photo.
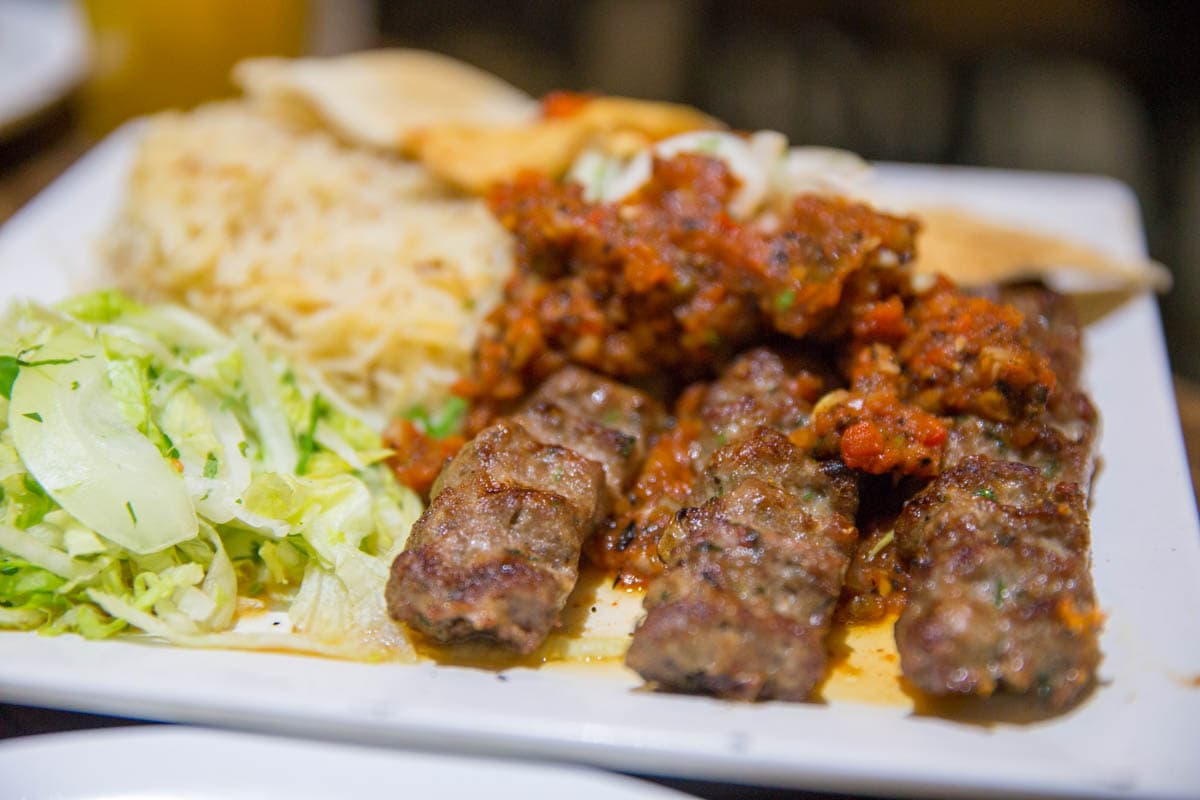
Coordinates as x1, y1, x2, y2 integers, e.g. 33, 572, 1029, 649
432, 419, 607, 526
695, 346, 834, 456
387, 483, 591, 653
626, 428, 858, 701
942, 396, 1097, 493
894, 456, 1101, 709
517, 366, 661, 501
593, 347, 833, 585
387, 368, 657, 653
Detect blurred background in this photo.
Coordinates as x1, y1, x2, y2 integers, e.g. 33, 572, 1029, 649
1, 0, 1199, 377
375, 0, 1200, 380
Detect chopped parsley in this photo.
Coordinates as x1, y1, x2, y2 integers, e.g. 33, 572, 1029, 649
295, 394, 325, 475
0, 354, 79, 399
404, 395, 468, 439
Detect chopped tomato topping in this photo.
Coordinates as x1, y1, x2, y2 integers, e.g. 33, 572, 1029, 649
540, 91, 593, 119
384, 419, 465, 498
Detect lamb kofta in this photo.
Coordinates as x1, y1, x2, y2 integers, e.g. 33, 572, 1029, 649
386, 143, 1103, 711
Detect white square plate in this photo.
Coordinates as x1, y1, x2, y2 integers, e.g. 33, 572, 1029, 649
1, 126, 1199, 799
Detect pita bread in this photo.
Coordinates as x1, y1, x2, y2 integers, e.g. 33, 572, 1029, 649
233, 49, 539, 150
411, 96, 722, 193
407, 119, 592, 195
913, 208, 1171, 293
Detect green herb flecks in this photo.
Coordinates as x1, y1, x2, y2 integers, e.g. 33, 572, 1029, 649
295, 394, 324, 475
404, 395, 468, 439
0, 354, 80, 400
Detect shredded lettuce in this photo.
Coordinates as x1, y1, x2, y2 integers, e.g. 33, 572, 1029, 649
0, 291, 422, 660
9, 325, 200, 553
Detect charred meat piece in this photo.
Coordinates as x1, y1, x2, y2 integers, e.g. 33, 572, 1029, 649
834, 472, 926, 625
595, 347, 835, 585
388, 421, 604, 653
837, 510, 908, 625
693, 422, 856, 512
696, 346, 834, 457
942, 394, 1098, 494
523, 365, 663, 448
431, 419, 608, 526
894, 456, 1102, 709
586, 416, 703, 585
517, 402, 639, 504
386, 483, 594, 653
627, 428, 858, 701
387, 369, 658, 653
517, 366, 661, 501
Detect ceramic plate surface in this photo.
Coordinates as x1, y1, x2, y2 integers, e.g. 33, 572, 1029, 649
0, 725, 692, 800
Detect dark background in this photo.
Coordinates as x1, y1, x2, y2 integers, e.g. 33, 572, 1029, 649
376, 0, 1200, 378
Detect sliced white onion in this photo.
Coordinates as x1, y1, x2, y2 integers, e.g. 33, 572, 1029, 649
9, 328, 198, 555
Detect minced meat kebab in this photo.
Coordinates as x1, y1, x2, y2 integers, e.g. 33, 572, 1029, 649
384, 130, 1103, 713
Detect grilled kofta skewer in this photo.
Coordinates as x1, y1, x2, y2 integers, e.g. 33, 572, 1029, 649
626, 348, 858, 701
894, 456, 1101, 709
895, 284, 1102, 709
942, 283, 1099, 493
626, 428, 858, 701
386, 420, 607, 653
386, 367, 660, 654
594, 347, 837, 585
